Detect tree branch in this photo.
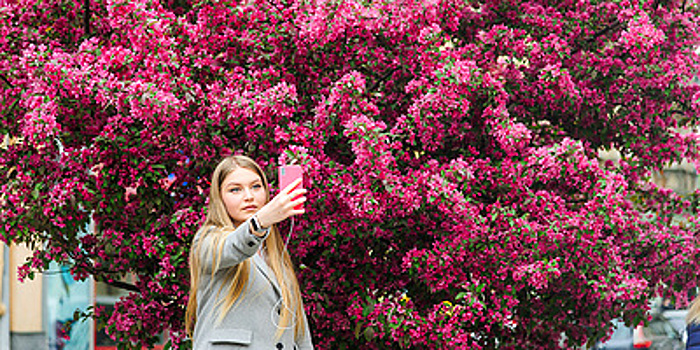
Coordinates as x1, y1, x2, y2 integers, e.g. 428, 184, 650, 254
0, 73, 13, 88
103, 279, 139, 292
637, 250, 680, 270
84, 0, 90, 36
572, 21, 623, 55
368, 68, 400, 94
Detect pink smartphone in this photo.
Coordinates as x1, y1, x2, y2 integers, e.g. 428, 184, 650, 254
278, 165, 304, 209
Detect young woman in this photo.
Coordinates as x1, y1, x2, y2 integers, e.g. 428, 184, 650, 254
185, 155, 314, 349
688, 296, 700, 350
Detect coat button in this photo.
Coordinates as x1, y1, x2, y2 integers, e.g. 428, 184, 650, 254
276, 343, 284, 349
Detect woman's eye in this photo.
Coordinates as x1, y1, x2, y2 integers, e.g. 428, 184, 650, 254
252, 184, 262, 189
229, 188, 240, 193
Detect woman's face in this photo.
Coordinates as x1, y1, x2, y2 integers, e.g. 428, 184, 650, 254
220, 167, 267, 226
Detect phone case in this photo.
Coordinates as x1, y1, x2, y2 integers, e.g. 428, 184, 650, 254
279, 165, 303, 191
278, 165, 304, 210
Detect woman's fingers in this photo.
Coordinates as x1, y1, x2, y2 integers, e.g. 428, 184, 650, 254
278, 193, 306, 219
281, 178, 303, 195
289, 194, 307, 208
289, 188, 308, 199
290, 208, 306, 216
258, 184, 307, 226
289, 199, 306, 215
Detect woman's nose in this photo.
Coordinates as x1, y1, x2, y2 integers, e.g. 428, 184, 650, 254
243, 188, 254, 199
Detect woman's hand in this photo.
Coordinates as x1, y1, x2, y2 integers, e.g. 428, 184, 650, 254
255, 178, 307, 228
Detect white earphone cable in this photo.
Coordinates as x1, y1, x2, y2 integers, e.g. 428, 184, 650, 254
271, 216, 297, 331
283, 216, 294, 252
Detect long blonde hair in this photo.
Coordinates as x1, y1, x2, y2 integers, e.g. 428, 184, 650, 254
185, 155, 305, 339
688, 295, 700, 325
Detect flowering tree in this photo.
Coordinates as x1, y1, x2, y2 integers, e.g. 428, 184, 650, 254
2, 0, 700, 348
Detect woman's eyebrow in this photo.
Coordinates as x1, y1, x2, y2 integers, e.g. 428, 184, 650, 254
224, 179, 262, 187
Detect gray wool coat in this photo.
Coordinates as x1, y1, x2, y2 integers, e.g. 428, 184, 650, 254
191, 220, 314, 350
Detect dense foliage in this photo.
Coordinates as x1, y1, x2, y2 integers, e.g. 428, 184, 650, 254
2, 0, 700, 348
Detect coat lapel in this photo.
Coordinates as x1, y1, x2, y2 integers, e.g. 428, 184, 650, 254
252, 253, 281, 296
